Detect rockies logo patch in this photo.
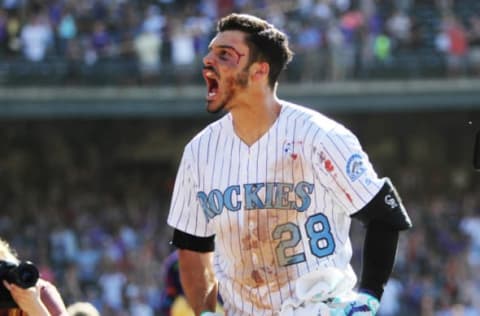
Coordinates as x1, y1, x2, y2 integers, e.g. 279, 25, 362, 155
346, 154, 366, 182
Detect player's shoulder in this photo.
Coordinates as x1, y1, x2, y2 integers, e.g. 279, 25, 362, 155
184, 114, 231, 150
281, 101, 346, 136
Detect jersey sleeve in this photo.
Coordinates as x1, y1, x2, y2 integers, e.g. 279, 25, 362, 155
167, 145, 214, 237
316, 124, 386, 215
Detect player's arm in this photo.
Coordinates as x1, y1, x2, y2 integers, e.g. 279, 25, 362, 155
172, 229, 218, 316
351, 178, 412, 300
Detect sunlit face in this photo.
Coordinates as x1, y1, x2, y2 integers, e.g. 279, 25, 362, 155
202, 31, 252, 114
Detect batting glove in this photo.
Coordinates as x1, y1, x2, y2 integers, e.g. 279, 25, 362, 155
329, 292, 380, 316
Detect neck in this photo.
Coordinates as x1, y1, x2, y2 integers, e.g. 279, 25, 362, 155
231, 93, 281, 146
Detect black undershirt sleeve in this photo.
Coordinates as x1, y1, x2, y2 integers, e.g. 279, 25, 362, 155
171, 229, 215, 253
358, 219, 399, 300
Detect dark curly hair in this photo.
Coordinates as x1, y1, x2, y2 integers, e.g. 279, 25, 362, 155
217, 13, 294, 89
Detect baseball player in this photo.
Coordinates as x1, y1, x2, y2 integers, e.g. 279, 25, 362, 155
167, 13, 412, 316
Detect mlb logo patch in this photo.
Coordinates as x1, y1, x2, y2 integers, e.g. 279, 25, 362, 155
346, 154, 366, 182
283, 140, 302, 160
283, 141, 293, 154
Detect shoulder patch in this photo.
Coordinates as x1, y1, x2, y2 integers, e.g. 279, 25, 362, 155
346, 154, 366, 182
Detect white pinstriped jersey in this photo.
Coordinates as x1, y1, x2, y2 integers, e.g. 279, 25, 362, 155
167, 101, 386, 315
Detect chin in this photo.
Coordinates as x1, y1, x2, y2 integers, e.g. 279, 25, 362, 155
206, 100, 226, 114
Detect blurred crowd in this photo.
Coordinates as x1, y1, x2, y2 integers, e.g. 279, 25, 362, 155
372, 188, 480, 316
0, 120, 176, 316
2, 0, 480, 84
0, 115, 479, 316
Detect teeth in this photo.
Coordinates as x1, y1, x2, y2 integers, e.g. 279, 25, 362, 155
208, 92, 217, 96
205, 71, 215, 78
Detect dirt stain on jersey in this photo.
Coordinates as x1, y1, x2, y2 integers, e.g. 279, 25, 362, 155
271, 153, 304, 176
240, 208, 303, 291
251, 269, 264, 284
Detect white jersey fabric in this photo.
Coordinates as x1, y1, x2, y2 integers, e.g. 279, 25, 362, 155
167, 101, 385, 315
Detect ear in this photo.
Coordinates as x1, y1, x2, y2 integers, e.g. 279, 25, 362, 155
250, 62, 269, 82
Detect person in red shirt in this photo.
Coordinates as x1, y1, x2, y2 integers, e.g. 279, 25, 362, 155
441, 14, 469, 77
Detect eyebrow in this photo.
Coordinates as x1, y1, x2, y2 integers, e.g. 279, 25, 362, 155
210, 45, 245, 60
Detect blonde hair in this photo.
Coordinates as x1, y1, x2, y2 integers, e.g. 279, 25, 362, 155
0, 238, 19, 263
66, 302, 100, 316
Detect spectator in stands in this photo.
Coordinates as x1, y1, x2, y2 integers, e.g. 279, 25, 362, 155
325, 21, 350, 80
459, 206, 480, 267
377, 274, 404, 316
66, 302, 99, 316
294, 19, 324, 82
160, 250, 223, 316
125, 283, 154, 316
438, 13, 469, 78
134, 24, 162, 83
159, 250, 184, 316
435, 0, 453, 15
142, 4, 166, 36
386, 8, 412, 51
20, 12, 53, 62
338, 7, 365, 77
89, 20, 112, 61
2, 0, 20, 11
73, 237, 101, 293
49, 221, 77, 274
56, 8, 77, 58
170, 17, 195, 67
373, 31, 392, 64
183, 6, 213, 63
4, 10, 21, 56
312, 0, 334, 26
0, 238, 68, 315
97, 258, 127, 314
0, 9, 7, 55
467, 13, 480, 76
133, 4, 165, 83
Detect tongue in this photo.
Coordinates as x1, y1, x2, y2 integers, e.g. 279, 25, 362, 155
208, 87, 218, 97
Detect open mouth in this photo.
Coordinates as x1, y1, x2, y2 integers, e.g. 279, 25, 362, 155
203, 69, 219, 100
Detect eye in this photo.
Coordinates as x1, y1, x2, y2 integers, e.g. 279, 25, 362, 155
218, 49, 233, 61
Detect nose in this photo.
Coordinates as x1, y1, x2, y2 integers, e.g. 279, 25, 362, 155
203, 51, 214, 66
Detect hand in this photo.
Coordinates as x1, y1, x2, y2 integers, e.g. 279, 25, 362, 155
329, 292, 380, 316
3, 280, 50, 316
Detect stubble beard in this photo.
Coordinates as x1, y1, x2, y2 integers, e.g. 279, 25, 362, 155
206, 69, 249, 114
